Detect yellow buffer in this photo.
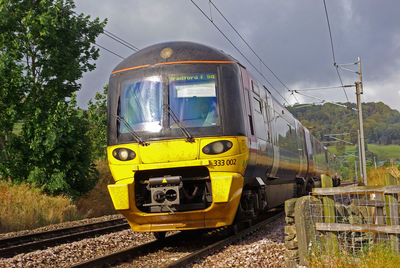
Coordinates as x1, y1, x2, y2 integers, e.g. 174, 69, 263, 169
108, 184, 130, 210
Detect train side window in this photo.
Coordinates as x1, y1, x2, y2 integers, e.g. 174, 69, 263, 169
252, 81, 260, 96
245, 89, 255, 136
253, 97, 262, 113
249, 115, 254, 135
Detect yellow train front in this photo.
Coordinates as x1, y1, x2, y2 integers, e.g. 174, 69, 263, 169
107, 42, 251, 232
106, 41, 335, 234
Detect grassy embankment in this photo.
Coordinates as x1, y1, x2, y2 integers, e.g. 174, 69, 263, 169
328, 144, 400, 162
0, 160, 116, 233
367, 165, 400, 186
309, 243, 400, 268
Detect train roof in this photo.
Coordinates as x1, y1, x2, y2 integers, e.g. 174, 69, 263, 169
112, 41, 237, 73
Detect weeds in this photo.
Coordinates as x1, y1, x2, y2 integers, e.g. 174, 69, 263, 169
75, 160, 116, 218
0, 181, 81, 233
0, 160, 117, 233
367, 165, 400, 186
309, 243, 400, 268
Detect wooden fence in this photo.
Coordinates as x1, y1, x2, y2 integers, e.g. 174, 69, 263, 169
312, 174, 400, 253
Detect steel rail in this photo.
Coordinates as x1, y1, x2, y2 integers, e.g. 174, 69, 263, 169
0, 218, 129, 257
69, 210, 283, 268
69, 232, 186, 268
166, 210, 283, 268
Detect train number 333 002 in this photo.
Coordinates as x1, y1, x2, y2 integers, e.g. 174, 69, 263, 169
213, 159, 236, 166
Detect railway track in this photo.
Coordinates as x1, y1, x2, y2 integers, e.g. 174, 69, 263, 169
70, 210, 283, 268
0, 217, 129, 258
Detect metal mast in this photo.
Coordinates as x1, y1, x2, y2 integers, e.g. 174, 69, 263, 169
356, 57, 367, 185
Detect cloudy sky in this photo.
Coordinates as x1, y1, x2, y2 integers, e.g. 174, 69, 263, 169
74, 0, 400, 112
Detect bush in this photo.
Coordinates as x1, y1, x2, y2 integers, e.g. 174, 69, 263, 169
8, 97, 98, 198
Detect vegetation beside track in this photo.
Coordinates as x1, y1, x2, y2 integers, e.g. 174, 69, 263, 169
0, 181, 79, 233
75, 160, 116, 218
0, 160, 115, 234
367, 165, 400, 186
308, 241, 400, 267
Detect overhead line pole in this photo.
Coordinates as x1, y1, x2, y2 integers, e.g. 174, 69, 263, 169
355, 57, 367, 185
357, 130, 362, 183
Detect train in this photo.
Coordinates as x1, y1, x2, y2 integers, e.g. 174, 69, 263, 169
106, 41, 339, 237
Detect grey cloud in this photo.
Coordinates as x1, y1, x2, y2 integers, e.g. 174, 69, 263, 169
74, 0, 400, 112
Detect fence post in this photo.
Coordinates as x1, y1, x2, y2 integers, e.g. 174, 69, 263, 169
384, 173, 399, 252
294, 196, 322, 266
321, 174, 338, 253
285, 198, 299, 268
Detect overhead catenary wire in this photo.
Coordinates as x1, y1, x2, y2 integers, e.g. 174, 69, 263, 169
293, 90, 356, 110
322, 0, 350, 102
294, 84, 354, 91
103, 30, 139, 52
94, 43, 124, 59
71, 10, 140, 55
189, 0, 290, 105
208, 0, 291, 92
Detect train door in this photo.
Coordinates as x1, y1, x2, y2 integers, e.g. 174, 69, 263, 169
304, 128, 314, 179
260, 87, 274, 177
296, 122, 308, 179
251, 81, 272, 176
266, 93, 279, 179
239, 68, 257, 176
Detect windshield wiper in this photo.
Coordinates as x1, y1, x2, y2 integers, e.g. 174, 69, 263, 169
164, 104, 195, 143
112, 114, 149, 146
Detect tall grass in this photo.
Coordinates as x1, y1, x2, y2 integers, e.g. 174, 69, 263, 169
75, 160, 116, 218
367, 165, 400, 186
0, 160, 117, 233
309, 244, 400, 268
0, 181, 80, 233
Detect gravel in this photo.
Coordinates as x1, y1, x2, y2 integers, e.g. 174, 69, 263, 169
0, 214, 123, 239
0, 229, 155, 267
0, 214, 286, 267
118, 214, 286, 268
192, 216, 286, 268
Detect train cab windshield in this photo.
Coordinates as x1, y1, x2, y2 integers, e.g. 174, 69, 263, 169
168, 73, 219, 128
120, 76, 163, 133
116, 66, 221, 142
109, 61, 246, 145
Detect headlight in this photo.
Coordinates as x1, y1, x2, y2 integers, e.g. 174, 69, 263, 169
112, 148, 136, 161
202, 140, 233, 155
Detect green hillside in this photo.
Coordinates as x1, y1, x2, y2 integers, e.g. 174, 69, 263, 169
287, 102, 400, 179
328, 144, 400, 162
287, 102, 400, 145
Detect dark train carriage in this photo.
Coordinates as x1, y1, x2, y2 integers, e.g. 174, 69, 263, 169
106, 41, 333, 233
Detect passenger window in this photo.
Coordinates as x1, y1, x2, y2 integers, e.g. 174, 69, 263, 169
253, 97, 262, 113
249, 115, 254, 135
251, 80, 260, 95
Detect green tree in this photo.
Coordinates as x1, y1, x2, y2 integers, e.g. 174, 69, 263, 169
87, 85, 108, 160
25, 95, 97, 197
0, 0, 106, 197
